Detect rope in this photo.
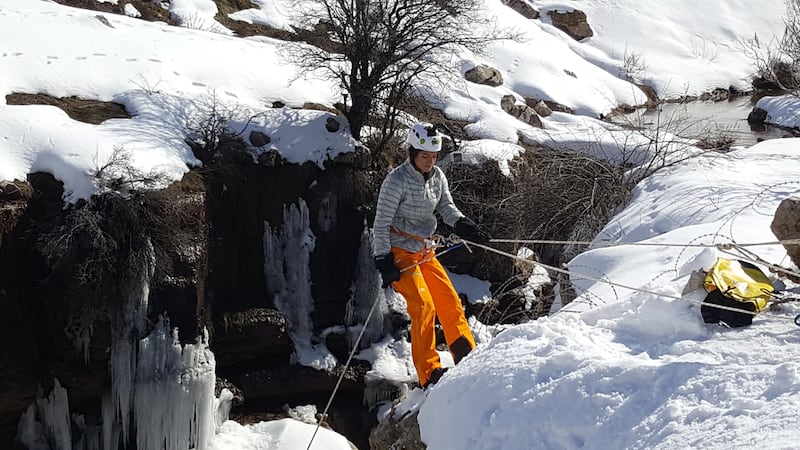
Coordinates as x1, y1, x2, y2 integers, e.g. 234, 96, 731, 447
306, 286, 381, 450
306, 238, 462, 449
462, 240, 798, 323
717, 243, 800, 280
490, 237, 800, 249
491, 236, 800, 301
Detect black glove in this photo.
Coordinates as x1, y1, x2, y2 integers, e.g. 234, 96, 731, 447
454, 217, 491, 244
374, 252, 401, 288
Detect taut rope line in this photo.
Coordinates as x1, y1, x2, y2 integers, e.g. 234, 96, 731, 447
491, 238, 800, 282
463, 240, 798, 322
490, 237, 800, 249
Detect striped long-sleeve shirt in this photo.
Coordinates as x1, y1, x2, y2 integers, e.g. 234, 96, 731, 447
373, 159, 464, 257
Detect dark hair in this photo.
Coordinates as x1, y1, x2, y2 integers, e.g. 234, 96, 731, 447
408, 145, 421, 161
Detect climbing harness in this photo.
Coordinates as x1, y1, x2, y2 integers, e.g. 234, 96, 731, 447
306, 234, 464, 449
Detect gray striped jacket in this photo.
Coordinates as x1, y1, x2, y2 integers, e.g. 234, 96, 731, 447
373, 159, 464, 257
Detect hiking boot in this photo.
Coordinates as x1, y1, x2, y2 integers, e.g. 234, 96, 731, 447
450, 336, 474, 364
423, 367, 448, 389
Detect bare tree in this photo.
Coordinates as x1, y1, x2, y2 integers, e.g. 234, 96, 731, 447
286, 0, 512, 143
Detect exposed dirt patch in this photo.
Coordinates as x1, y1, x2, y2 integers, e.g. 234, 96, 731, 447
53, 0, 171, 23
215, 13, 298, 40
6, 93, 130, 125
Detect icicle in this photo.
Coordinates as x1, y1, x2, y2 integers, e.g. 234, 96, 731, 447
110, 337, 134, 442
316, 193, 337, 232
110, 237, 156, 442
347, 223, 388, 349
181, 327, 216, 450
72, 413, 102, 450
15, 404, 46, 449
133, 318, 217, 450
134, 316, 184, 450
101, 392, 115, 450
34, 379, 72, 449
214, 389, 234, 430
264, 199, 336, 370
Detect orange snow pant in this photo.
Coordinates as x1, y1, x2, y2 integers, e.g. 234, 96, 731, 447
390, 246, 476, 387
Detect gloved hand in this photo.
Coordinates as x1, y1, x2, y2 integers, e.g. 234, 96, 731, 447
454, 217, 491, 244
374, 252, 401, 288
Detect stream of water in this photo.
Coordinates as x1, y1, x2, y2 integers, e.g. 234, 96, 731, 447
612, 96, 790, 147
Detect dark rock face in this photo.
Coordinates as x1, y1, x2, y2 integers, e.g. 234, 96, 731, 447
212, 308, 292, 369
0, 137, 382, 446
200, 139, 377, 332
0, 173, 72, 444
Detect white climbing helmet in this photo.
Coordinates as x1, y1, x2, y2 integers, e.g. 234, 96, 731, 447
406, 122, 442, 152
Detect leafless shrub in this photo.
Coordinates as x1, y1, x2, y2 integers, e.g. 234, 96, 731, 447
694, 132, 736, 152
742, 0, 800, 94
36, 179, 205, 356
185, 91, 246, 162
130, 73, 164, 95
92, 145, 170, 195
619, 45, 647, 81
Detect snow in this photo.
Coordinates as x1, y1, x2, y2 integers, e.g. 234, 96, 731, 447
4, 0, 800, 449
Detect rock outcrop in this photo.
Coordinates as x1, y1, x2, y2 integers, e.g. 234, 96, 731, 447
771, 196, 800, 281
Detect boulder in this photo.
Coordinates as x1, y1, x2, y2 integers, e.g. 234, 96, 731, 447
548, 9, 593, 41
501, 0, 540, 19
249, 130, 271, 147
525, 97, 574, 115
465, 64, 504, 87
531, 100, 552, 117
747, 107, 769, 127
325, 117, 341, 132
771, 196, 800, 279
501, 95, 543, 128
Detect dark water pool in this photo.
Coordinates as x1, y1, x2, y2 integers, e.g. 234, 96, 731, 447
610, 96, 791, 147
